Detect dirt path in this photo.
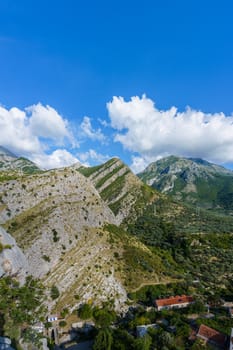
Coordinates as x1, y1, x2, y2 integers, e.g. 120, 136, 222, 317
129, 278, 182, 293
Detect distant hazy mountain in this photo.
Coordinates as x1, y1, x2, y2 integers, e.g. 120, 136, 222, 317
138, 155, 233, 212
0, 146, 41, 174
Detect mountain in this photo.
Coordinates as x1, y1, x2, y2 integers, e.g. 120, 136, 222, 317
1, 149, 233, 316
138, 155, 233, 213
0, 154, 172, 312
0, 145, 41, 175
78, 157, 159, 224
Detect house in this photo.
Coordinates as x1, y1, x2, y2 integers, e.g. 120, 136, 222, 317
47, 314, 59, 322
229, 308, 233, 318
136, 324, 159, 337
229, 328, 233, 350
197, 324, 228, 349
155, 295, 194, 311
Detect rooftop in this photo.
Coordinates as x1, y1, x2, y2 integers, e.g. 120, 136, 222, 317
155, 295, 194, 307
197, 324, 227, 348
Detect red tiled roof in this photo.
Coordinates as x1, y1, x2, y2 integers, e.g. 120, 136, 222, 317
155, 295, 194, 307
197, 324, 227, 348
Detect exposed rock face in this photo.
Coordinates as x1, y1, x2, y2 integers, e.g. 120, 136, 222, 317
78, 158, 155, 224
0, 162, 129, 310
0, 226, 29, 283
0, 151, 168, 311
0, 167, 117, 278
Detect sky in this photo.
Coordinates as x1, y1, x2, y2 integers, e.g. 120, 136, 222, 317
0, 0, 233, 172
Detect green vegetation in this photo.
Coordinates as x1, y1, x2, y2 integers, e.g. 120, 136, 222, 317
95, 163, 125, 189
50, 285, 60, 300
0, 242, 12, 253
52, 228, 60, 242
0, 276, 46, 347
138, 155, 233, 213
78, 303, 93, 319
93, 328, 113, 350
100, 170, 130, 201
0, 174, 18, 182
78, 164, 103, 177
78, 158, 118, 178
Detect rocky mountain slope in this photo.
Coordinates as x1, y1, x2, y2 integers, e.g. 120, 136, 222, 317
0, 145, 40, 175
1, 148, 233, 314
0, 226, 28, 283
78, 157, 159, 224
0, 151, 171, 312
138, 155, 233, 213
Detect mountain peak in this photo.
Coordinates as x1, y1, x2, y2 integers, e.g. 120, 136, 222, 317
0, 146, 41, 174
138, 155, 233, 212
0, 146, 17, 159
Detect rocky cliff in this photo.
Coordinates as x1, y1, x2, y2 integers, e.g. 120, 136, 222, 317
0, 225, 28, 283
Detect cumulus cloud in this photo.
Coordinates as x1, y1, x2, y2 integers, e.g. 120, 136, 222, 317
0, 103, 78, 169
78, 149, 110, 166
32, 149, 80, 169
80, 116, 106, 142
28, 103, 71, 141
130, 155, 153, 174
107, 95, 233, 172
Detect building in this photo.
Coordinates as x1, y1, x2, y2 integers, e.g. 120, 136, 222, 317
229, 308, 233, 318
229, 328, 233, 350
155, 295, 194, 311
47, 314, 59, 322
197, 324, 228, 349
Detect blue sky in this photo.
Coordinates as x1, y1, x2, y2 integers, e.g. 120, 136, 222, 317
0, 0, 233, 172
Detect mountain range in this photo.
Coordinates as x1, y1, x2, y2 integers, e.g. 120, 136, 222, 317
0, 147, 233, 315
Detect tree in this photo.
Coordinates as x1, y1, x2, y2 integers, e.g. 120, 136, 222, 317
112, 329, 135, 350
93, 328, 113, 350
78, 303, 93, 319
134, 334, 152, 350
50, 285, 60, 300
59, 320, 67, 328
93, 307, 116, 327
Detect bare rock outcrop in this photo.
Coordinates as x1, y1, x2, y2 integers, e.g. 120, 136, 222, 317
0, 226, 29, 283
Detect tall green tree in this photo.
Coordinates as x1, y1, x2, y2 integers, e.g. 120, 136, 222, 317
93, 328, 113, 350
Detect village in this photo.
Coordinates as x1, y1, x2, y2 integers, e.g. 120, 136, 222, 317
1, 293, 233, 350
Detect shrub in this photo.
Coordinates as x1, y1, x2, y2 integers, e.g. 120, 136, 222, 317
50, 285, 60, 300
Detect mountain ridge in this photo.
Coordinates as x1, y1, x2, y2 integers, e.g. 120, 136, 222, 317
0, 145, 41, 175
138, 155, 233, 212
1, 148, 233, 315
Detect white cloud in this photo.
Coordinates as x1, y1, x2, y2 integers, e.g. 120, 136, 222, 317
130, 155, 153, 173
32, 149, 80, 169
107, 95, 233, 171
80, 116, 106, 142
78, 149, 109, 166
0, 103, 78, 169
28, 103, 71, 142
0, 105, 41, 155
